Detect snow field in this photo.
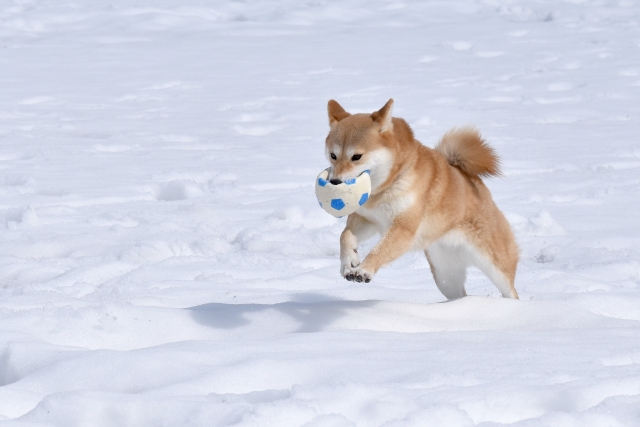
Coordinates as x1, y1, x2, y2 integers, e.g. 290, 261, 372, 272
1, 0, 640, 425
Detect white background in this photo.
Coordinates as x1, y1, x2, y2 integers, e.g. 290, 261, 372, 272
1, 0, 639, 425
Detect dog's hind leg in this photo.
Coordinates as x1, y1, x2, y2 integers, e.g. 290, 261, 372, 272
425, 242, 468, 300
469, 248, 519, 299
465, 233, 519, 299
465, 212, 519, 299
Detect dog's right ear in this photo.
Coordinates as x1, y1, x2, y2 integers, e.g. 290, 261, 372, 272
372, 98, 394, 134
328, 100, 350, 126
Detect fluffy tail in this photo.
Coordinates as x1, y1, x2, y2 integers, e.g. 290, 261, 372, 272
434, 127, 502, 178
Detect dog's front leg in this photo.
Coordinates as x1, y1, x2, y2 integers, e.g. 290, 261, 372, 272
348, 219, 417, 283
340, 214, 376, 281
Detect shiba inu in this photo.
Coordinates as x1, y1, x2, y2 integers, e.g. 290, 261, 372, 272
324, 99, 519, 299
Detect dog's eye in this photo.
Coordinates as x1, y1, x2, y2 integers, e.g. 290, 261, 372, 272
351, 154, 362, 161
330, 153, 337, 160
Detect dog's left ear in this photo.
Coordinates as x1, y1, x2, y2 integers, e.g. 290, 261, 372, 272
372, 99, 394, 133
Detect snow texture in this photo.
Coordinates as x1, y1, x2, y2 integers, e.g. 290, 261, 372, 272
1, 0, 640, 425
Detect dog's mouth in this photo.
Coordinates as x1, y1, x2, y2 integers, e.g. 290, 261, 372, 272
327, 168, 370, 185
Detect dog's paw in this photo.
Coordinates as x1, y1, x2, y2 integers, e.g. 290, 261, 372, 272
342, 264, 373, 283
341, 261, 358, 280
341, 249, 360, 279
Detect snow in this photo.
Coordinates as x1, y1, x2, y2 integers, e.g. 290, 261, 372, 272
1, 0, 640, 425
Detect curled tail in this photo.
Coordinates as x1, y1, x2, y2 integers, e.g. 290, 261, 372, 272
435, 127, 502, 178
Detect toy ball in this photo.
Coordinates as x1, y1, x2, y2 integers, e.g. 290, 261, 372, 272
315, 168, 371, 217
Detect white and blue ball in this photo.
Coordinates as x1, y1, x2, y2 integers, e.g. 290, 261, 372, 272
315, 168, 371, 218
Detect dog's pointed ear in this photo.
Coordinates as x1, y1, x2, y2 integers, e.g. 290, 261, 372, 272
372, 98, 394, 133
328, 100, 350, 126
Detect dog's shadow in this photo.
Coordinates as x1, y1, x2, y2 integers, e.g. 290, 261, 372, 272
188, 293, 377, 333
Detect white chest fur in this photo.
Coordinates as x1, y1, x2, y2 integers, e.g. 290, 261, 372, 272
357, 178, 415, 232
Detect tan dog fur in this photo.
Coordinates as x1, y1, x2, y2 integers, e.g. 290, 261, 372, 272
325, 99, 519, 299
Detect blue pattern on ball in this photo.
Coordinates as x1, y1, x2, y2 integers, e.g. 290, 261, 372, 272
359, 193, 369, 206
331, 199, 346, 210
345, 178, 356, 185
318, 177, 328, 187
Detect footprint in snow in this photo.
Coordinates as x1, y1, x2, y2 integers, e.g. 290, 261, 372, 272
535, 245, 560, 264
153, 180, 205, 201
4, 206, 39, 229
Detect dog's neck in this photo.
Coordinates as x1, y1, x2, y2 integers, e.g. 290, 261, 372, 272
372, 138, 419, 196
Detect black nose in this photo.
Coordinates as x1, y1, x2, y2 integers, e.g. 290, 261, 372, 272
330, 179, 342, 185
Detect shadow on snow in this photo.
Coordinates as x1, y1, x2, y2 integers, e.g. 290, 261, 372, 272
188, 293, 378, 333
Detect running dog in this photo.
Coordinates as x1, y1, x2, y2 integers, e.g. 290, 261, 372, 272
324, 99, 519, 299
